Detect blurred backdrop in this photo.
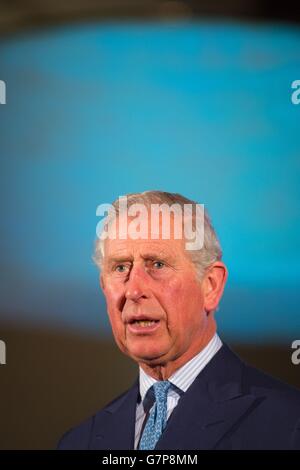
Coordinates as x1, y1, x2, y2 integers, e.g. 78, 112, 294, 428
0, 0, 300, 449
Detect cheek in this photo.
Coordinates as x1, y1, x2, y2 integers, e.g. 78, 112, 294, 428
103, 283, 125, 328
155, 278, 183, 316
153, 279, 181, 320
158, 277, 204, 323
162, 276, 183, 297
161, 276, 201, 302
104, 280, 123, 309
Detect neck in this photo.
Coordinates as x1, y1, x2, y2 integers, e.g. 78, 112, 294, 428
139, 325, 216, 381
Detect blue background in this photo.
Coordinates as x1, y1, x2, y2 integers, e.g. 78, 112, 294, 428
1, 21, 300, 341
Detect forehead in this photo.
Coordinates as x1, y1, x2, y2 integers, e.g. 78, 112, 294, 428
102, 210, 189, 260
103, 236, 186, 261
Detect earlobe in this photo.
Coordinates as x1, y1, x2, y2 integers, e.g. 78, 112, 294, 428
204, 262, 228, 312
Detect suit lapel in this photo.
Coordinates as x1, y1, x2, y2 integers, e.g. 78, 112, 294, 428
89, 380, 139, 450
156, 344, 261, 450
89, 344, 263, 450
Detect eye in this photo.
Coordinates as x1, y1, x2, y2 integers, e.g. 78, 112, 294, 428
115, 264, 128, 273
153, 260, 165, 269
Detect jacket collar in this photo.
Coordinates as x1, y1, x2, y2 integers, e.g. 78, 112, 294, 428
89, 379, 139, 450
90, 344, 262, 450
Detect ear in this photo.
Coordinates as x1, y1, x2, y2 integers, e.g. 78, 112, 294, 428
100, 273, 105, 291
202, 262, 228, 314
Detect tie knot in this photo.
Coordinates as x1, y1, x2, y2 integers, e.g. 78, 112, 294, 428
153, 380, 171, 404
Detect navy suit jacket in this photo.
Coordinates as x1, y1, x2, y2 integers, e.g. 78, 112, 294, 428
58, 343, 300, 450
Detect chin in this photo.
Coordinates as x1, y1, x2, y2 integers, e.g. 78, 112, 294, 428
119, 336, 171, 364
128, 346, 170, 365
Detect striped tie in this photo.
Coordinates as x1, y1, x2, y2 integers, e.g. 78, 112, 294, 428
139, 381, 171, 450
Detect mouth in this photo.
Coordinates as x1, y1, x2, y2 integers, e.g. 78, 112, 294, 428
127, 318, 160, 334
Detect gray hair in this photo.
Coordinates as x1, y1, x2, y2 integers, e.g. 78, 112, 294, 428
93, 190, 222, 280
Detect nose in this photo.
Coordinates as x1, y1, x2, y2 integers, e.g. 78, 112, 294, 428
125, 265, 148, 302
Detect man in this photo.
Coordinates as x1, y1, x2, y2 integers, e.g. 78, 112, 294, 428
58, 191, 300, 450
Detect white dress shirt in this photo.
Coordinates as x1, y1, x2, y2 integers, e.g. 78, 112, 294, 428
134, 332, 223, 449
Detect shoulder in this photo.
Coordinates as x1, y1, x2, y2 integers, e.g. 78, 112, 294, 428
241, 360, 300, 447
57, 388, 134, 450
218, 343, 300, 419
222, 343, 300, 399
240, 349, 300, 394
219, 345, 300, 447
242, 359, 300, 408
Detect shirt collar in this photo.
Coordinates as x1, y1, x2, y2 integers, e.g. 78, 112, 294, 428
139, 332, 222, 402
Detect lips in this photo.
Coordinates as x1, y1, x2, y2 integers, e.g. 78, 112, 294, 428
126, 314, 160, 324
131, 319, 157, 327
126, 316, 161, 334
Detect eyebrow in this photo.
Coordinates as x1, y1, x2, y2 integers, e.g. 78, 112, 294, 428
106, 256, 134, 266
140, 252, 175, 263
106, 251, 176, 266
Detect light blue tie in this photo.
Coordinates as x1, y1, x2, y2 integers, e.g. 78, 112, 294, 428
139, 380, 171, 450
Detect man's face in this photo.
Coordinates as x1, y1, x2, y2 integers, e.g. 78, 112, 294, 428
100, 217, 215, 368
